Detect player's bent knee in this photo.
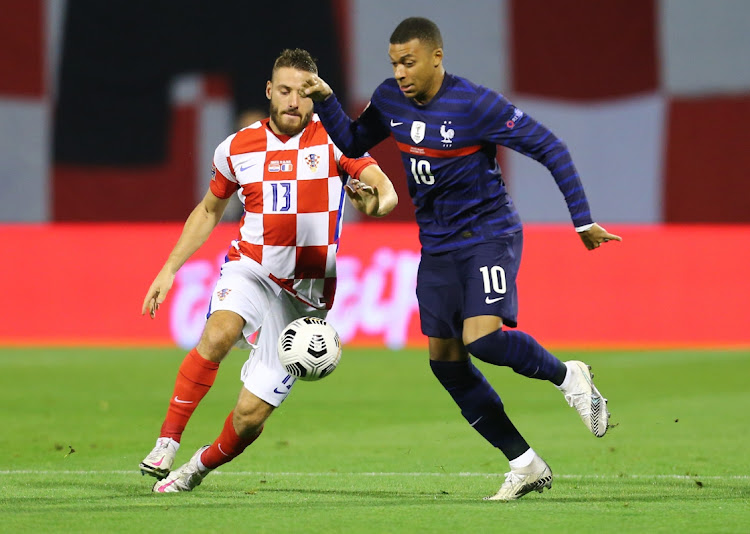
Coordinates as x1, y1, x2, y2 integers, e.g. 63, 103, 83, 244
428, 337, 468, 362
196, 311, 246, 361
195, 334, 234, 362
462, 315, 503, 346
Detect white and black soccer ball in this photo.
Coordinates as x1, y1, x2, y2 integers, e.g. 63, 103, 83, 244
277, 317, 342, 381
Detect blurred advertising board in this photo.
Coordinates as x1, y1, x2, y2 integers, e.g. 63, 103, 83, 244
1, 223, 748, 349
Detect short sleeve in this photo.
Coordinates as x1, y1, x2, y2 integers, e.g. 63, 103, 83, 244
209, 134, 240, 199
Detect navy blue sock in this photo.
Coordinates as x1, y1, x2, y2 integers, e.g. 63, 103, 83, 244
466, 330, 567, 384
429, 359, 529, 460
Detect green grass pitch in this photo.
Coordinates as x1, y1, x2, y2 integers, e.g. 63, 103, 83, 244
1, 346, 748, 533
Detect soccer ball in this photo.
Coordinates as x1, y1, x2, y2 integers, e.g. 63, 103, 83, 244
277, 317, 342, 381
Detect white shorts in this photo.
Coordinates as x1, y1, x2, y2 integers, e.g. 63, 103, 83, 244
208, 256, 326, 407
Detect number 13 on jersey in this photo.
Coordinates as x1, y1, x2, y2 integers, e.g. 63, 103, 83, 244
271, 182, 291, 212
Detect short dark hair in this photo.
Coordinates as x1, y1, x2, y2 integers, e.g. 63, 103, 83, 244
272, 48, 318, 76
390, 17, 443, 49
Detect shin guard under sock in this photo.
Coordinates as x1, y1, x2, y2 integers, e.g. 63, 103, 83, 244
159, 348, 220, 441
430, 359, 529, 460
466, 330, 567, 384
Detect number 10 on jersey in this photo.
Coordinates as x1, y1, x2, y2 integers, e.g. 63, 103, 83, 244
410, 158, 434, 185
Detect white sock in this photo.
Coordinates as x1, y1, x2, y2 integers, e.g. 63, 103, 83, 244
157, 437, 179, 450
556, 362, 573, 391
509, 448, 536, 469
195, 453, 210, 473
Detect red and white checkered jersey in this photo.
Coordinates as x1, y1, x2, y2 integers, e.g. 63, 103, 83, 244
210, 115, 376, 310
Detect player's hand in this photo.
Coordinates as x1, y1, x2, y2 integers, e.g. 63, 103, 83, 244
141, 268, 176, 319
345, 179, 380, 216
578, 223, 622, 250
300, 75, 333, 102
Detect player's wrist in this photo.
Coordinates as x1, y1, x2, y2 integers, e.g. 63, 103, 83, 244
575, 223, 595, 233
316, 92, 337, 107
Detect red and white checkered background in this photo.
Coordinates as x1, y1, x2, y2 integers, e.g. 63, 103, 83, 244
1, 0, 749, 223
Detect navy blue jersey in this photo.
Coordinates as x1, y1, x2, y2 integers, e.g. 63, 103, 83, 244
315, 73, 594, 253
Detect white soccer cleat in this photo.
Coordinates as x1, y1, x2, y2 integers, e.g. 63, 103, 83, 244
558, 360, 609, 437
485, 455, 553, 501
139, 437, 180, 479
152, 445, 211, 493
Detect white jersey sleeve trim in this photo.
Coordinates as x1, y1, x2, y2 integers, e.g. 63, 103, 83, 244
213, 133, 237, 182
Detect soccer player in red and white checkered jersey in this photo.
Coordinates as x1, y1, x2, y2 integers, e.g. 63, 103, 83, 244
139, 49, 398, 493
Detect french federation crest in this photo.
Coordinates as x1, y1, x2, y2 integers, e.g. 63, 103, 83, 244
440, 121, 454, 145
410, 121, 426, 144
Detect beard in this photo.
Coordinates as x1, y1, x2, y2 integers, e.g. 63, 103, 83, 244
269, 102, 313, 136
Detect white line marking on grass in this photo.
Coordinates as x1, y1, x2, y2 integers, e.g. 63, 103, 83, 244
0, 470, 747, 480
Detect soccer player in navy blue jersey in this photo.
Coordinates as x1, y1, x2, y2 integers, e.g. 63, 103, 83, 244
303, 17, 621, 501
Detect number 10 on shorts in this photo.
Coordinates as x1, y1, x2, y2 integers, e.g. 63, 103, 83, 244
479, 265, 506, 295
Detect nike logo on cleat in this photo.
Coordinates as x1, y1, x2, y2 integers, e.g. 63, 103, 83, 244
155, 479, 177, 492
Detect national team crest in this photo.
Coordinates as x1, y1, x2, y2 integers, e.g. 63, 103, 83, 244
216, 288, 232, 301
305, 153, 320, 172
410, 121, 426, 144
440, 121, 454, 145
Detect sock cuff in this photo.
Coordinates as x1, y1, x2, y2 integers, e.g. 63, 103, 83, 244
221, 411, 263, 447
188, 348, 221, 371
178, 348, 220, 385
509, 447, 536, 469
429, 358, 473, 377
429, 359, 471, 370
201, 412, 264, 470
466, 330, 507, 360
224, 411, 241, 440
429, 359, 485, 390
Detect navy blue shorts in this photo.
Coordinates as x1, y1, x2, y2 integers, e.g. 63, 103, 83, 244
416, 232, 523, 339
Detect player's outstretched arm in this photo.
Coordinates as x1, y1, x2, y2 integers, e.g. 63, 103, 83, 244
576, 223, 622, 250
345, 164, 398, 218
142, 190, 230, 318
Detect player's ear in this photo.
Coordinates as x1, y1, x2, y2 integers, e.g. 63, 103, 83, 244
433, 48, 443, 67
265, 81, 272, 100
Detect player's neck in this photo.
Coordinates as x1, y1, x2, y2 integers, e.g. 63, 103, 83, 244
413, 69, 445, 106
267, 120, 286, 137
